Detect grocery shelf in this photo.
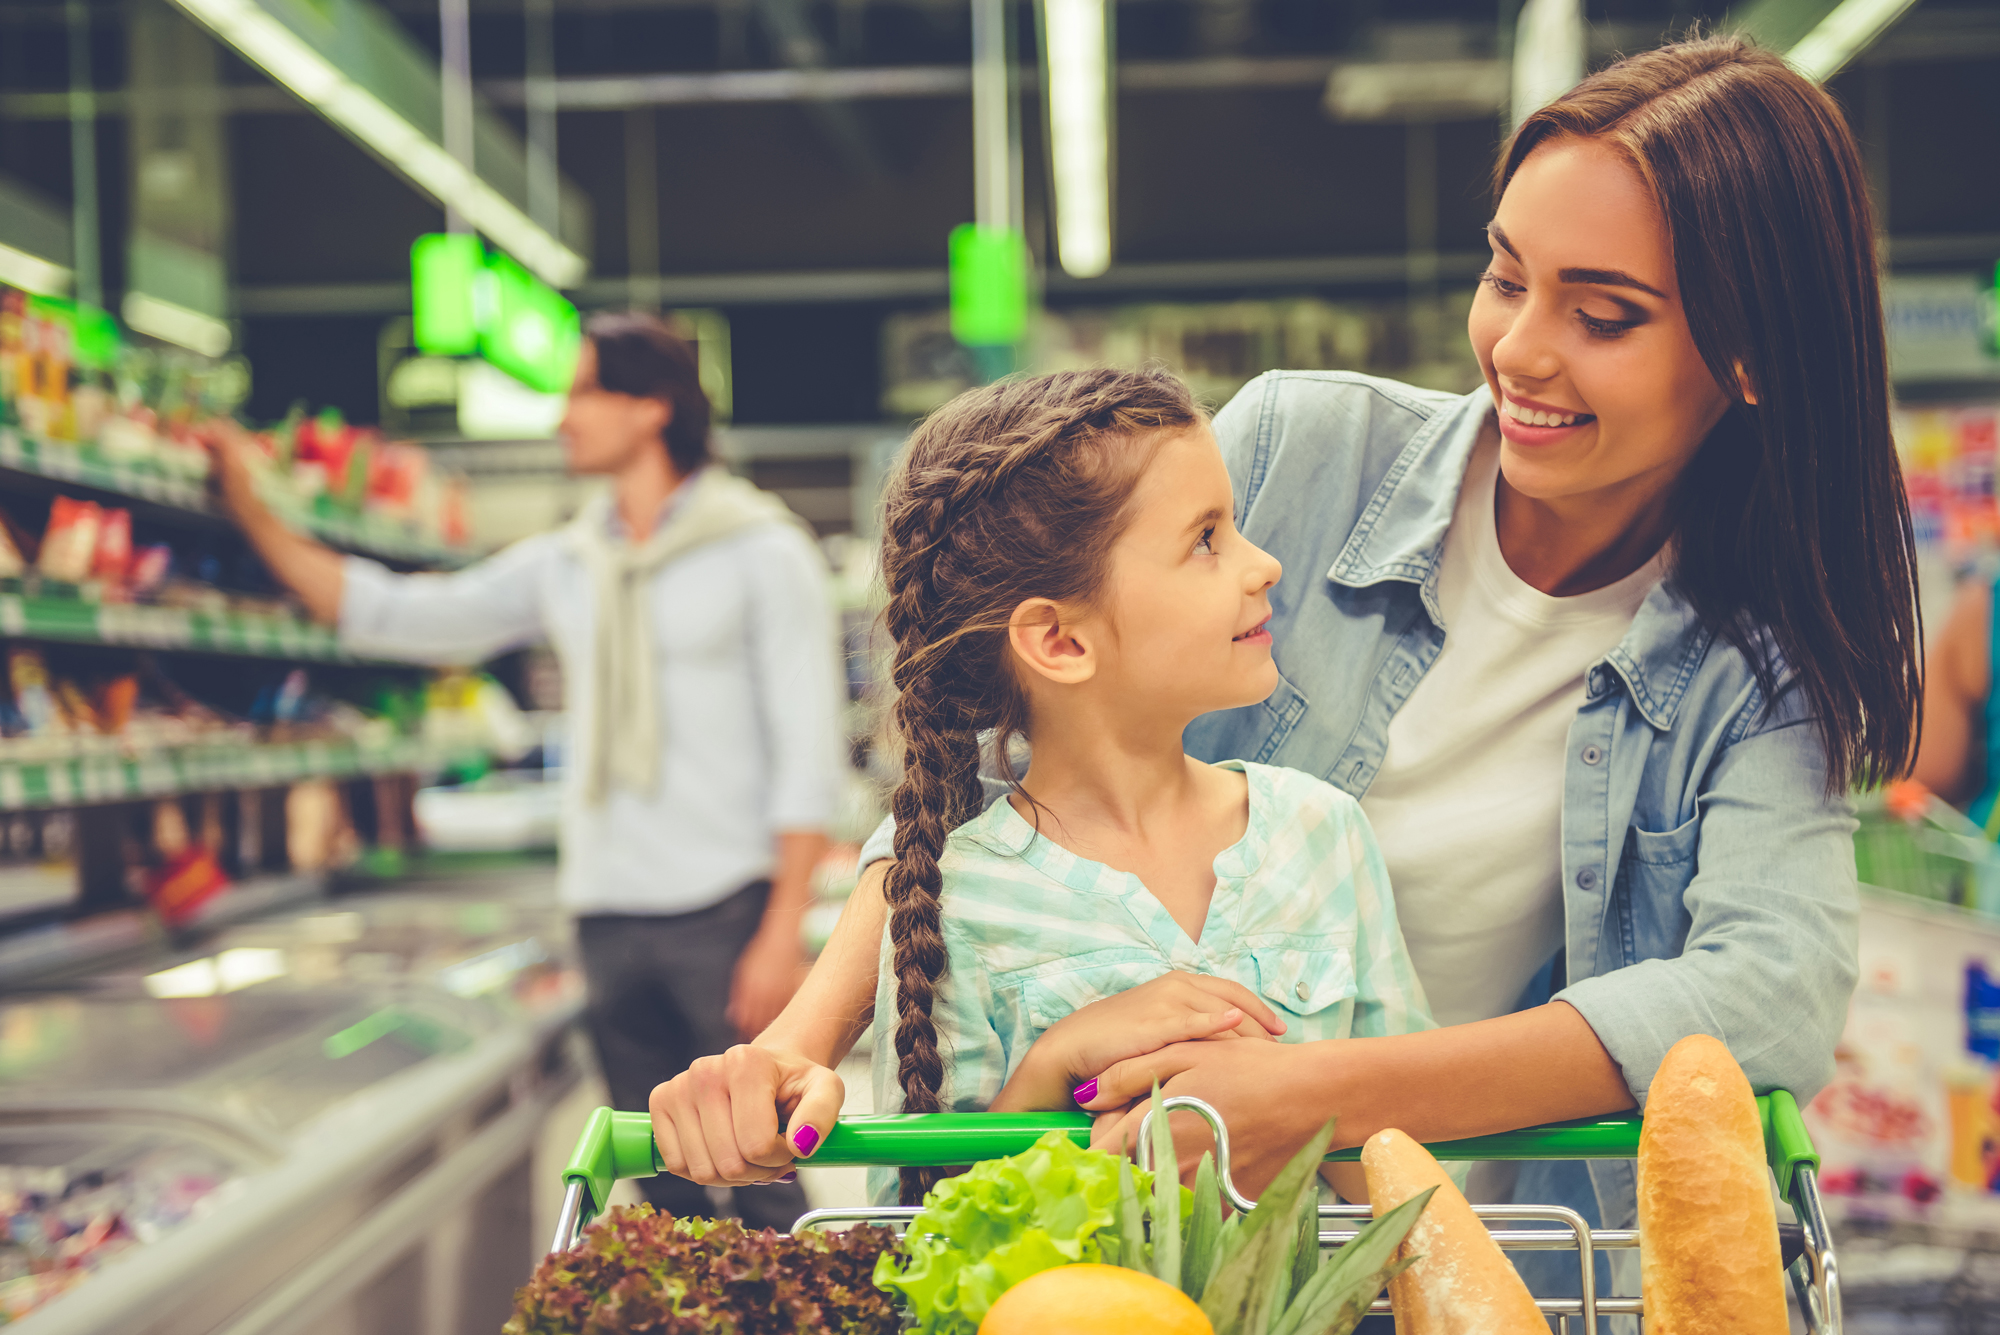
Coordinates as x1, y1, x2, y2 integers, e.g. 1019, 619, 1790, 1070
0, 589, 350, 660
0, 736, 482, 811
0, 428, 471, 568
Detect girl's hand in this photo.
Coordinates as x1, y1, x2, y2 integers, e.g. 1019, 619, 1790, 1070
989, 972, 1285, 1112
649, 1044, 845, 1186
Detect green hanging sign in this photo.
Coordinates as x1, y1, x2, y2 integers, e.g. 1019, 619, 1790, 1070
409, 234, 580, 395
411, 233, 482, 357
948, 224, 1030, 348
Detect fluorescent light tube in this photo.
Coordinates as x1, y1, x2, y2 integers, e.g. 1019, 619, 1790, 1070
123, 291, 234, 357
1043, 0, 1111, 279
0, 241, 72, 297
1787, 0, 1920, 82
165, 0, 586, 288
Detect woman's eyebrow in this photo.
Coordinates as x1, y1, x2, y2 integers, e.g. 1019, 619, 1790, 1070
1559, 267, 1667, 299
1486, 223, 1667, 300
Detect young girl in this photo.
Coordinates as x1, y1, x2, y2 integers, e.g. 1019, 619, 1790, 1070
868, 367, 1434, 1205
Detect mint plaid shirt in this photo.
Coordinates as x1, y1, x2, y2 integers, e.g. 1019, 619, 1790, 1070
866, 760, 1433, 1198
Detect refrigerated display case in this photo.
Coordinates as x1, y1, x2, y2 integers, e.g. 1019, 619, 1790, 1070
0, 868, 582, 1335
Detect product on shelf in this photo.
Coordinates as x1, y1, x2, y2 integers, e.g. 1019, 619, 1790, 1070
35, 496, 100, 584
1897, 402, 1999, 562
0, 283, 473, 556
247, 406, 470, 550
0, 647, 480, 759
0, 1143, 232, 1323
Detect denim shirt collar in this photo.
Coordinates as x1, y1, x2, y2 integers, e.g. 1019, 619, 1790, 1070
1325, 387, 1712, 733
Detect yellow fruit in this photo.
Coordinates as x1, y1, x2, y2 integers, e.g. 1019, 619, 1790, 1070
978, 1264, 1213, 1335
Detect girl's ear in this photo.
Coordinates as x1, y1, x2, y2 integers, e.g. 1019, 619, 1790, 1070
1006, 597, 1097, 686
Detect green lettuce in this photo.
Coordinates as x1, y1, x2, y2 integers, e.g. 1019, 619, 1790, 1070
874, 1130, 1184, 1335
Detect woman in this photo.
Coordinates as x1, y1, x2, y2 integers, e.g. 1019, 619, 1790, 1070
650, 33, 1915, 1268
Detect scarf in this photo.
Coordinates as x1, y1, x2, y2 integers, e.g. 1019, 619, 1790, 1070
566, 465, 811, 805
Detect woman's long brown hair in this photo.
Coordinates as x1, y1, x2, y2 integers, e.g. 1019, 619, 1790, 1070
877, 368, 1200, 1203
1500, 35, 1921, 791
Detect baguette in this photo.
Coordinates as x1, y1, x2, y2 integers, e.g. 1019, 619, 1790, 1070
1637, 1034, 1789, 1333
1361, 1129, 1547, 1334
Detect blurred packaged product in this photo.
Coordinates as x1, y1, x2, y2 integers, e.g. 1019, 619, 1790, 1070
0, 1137, 236, 1319
1895, 401, 2000, 564
0, 284, 473, 558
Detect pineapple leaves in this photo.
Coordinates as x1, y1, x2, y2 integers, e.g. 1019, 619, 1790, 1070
1148, 1083, 1183, 1288
1116, 1155, 1147, 1270
1274, 1255, 1419, 1335
1288, 1186, 1319, 1305
1197, 1117, 1337, 1335
1266, 1187, 1435, 1335
1182, 1151, 1222, 1299
1098, 1093, 1434, 1335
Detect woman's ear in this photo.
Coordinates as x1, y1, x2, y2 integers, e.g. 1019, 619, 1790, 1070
1006, 597, 1096, 686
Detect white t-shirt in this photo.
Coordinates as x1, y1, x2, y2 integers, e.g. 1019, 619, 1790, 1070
1359, 426, 1664, 1028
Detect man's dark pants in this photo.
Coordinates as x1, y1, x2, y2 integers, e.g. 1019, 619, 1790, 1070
576, 880, 810, 1232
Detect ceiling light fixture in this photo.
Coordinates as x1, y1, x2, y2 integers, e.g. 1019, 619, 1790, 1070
163, 0, 586, 288
1785, 0, 1921, 81
1042, 0, 1112, 279
122, 290, 234, 358
0, 241, 71, 297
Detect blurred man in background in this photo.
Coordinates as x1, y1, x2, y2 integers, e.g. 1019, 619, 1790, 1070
205, 313, 844, 1229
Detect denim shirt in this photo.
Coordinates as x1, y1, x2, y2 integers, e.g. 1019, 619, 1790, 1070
1186, 371, 1859, 1235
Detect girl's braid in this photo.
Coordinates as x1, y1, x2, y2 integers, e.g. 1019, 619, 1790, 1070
879, 444, 1027, 1204
875, 369, 1201, 1206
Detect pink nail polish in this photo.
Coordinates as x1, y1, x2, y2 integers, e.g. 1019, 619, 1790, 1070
792, 1125, 820, 1156
1073, 1077, 1098, 1105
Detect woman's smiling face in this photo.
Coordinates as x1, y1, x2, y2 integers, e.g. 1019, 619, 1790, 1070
1467, 134, 1738, 507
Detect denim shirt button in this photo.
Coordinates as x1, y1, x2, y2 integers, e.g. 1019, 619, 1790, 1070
1581, 745, 1604, 766
1576, 867, 1599, 891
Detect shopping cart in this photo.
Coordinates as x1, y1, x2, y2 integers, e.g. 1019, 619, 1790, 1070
551, 1091, 1839, 1334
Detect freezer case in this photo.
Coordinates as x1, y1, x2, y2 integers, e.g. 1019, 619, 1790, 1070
0, 871, 584, 1335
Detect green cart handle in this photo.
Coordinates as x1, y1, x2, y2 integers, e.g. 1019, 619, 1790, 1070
558, 1091, 1819, 1223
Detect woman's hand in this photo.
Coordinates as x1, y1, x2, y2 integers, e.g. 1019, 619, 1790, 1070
1080, 1036, 1334, 1197
649, 1044, 845, 1186
1078, 1003, 1636, 1197
989, 972, 1286, 1113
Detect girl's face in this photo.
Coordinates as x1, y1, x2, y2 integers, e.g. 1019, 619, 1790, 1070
1467, 135, 1737, 506
1091, 426, 1283, 722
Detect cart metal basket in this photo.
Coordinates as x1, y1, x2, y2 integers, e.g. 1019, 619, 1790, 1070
552, 1091, 1838, 1334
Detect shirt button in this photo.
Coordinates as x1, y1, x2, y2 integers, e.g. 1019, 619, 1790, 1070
1581, 745, 1603, 766
1576, 867, 1599, 891
1294, 981, 1310, 1002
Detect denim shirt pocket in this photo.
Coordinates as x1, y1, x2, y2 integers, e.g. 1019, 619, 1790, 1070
1615, 816, 1700, 962
1248, 939, 1359, 1037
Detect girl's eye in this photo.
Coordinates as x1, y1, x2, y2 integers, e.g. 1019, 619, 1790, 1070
1478, 270, 1525, 299
1578, 310, 1640, 340
1193, 526, 1217, 556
